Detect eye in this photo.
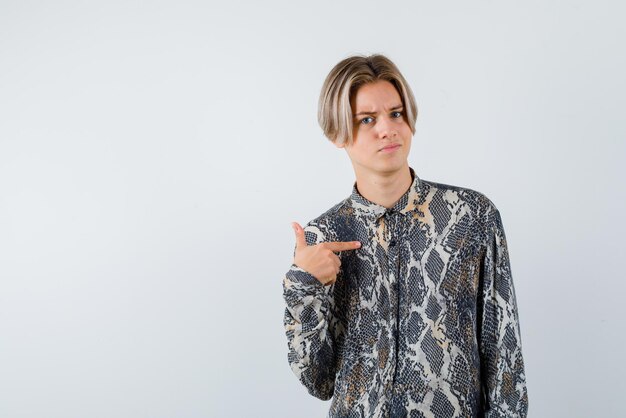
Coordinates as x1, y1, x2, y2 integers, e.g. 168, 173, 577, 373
359, 116, 374, 125
391, 111, 403, 118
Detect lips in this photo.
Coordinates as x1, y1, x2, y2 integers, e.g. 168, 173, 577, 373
379, 143, 401, 152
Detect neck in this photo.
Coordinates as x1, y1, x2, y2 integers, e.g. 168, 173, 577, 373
353, 164, 413, 209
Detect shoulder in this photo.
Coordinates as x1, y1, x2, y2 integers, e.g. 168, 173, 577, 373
419, 178, 500, 223
300, 199, 350, 245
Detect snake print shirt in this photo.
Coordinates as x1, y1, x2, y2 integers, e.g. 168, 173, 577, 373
282, 167, 528, 418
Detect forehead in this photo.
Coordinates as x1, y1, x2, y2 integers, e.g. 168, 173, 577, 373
352, 80, 401, 110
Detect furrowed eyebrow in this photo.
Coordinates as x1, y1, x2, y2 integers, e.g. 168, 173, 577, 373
354, 104, 404, 117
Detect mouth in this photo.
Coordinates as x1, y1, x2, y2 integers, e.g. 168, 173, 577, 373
379, 144, 401, 153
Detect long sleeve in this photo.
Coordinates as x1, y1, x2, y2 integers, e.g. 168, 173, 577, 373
478, 207, 529, 417
282, 224, 338, 400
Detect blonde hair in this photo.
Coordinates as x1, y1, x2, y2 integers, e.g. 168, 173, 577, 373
317, 54, 418, 146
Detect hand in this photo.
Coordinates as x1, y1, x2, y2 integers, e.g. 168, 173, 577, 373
291, 222, 361, 286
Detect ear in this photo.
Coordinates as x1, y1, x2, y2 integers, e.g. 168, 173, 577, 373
334, 139, 346, 149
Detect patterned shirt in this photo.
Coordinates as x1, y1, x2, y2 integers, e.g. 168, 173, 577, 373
282, 167, 528, 418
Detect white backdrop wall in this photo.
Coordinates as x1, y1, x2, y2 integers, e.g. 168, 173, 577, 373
0, 1, 624, 417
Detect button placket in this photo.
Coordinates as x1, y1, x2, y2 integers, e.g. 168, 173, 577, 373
385, 210, 403, 386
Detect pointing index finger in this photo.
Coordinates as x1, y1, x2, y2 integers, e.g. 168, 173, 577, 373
324, 241, 362, 252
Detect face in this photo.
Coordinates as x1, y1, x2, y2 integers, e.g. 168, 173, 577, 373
336, 80, 413, 177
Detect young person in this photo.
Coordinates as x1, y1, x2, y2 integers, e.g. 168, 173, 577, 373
282, 54, 528, 418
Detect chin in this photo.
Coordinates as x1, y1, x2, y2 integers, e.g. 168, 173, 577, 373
374, 162, 407, 175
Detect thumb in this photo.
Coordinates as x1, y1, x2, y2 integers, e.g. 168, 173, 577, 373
291, 222, 307, 249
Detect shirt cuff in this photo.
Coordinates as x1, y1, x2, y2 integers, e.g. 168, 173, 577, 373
286, 264, 325, 289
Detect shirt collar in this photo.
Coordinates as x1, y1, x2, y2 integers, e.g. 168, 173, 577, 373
347, 167, 423, 219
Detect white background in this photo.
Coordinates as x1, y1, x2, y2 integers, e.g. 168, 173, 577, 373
1, 1, 624, 417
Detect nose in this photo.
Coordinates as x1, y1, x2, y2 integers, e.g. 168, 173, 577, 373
375, 115, 398, 139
